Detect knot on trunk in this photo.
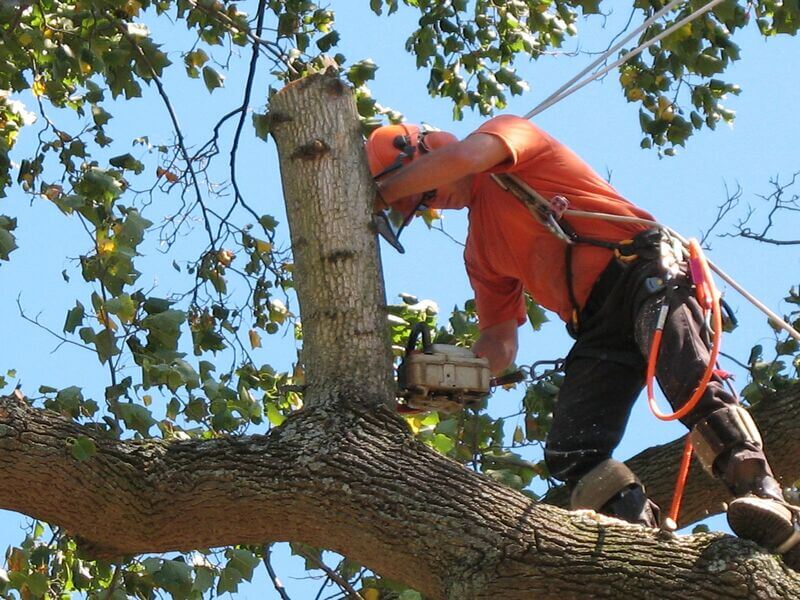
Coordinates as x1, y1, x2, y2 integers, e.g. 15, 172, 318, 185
291, 138, 331, 160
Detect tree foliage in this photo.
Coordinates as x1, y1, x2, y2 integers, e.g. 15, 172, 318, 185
0, 0, 799, 598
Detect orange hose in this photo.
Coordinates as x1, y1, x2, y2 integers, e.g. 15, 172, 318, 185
646, 239, 722, 422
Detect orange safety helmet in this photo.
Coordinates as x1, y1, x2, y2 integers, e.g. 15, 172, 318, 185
365, 123, 458, 253
365, 123, 457, 180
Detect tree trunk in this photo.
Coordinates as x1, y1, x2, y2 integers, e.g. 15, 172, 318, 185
1, 73, 799, 599
268, 72, 394, 408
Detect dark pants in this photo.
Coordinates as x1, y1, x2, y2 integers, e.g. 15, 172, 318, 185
544, 236, 773, 498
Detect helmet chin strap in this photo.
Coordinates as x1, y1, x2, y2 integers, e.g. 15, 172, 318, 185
373, 132, 436, 253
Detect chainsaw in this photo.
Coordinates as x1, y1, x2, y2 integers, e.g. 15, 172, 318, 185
396, 323, 493, 414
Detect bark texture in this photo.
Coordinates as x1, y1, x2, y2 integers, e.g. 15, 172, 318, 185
2, 391, 800, 599
269, 72, 394, 407
2, 73, 799, 599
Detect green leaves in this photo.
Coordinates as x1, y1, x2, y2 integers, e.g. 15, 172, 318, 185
109, 153, 145, 174
184, 49, 209, 78
252, 112, 271, 141
389, 0, 566, 118
115, 402, 156, 437
738, 289, 800, 405
215, 548, 259, 594
105, 294, 136, 324
202, 66, 225, 92
67, 436, 97, 461
142, 309, 186, 352
150, 559, 193, 597
91, 105, 112, 127
42, 385, 98, 421
0, 214, 18, 261
525, 295, 548, 332
616, 4, 750, 153
345, 59, 379, 87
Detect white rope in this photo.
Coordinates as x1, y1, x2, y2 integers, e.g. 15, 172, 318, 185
517, 0, 800, 342
527, 0, 685, 120
525, 0, 727, 119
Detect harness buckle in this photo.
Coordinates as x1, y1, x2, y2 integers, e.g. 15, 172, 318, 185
549, 194, 569, 219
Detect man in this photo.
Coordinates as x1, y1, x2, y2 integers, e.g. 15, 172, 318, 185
366, 115, 799, 555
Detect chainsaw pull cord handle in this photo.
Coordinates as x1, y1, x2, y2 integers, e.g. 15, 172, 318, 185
405, 322, 434, 355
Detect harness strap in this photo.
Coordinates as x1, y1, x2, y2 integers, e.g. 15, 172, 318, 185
492, 173, 659, 333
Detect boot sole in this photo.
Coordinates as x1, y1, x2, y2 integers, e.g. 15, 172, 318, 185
727, 497, 797, 552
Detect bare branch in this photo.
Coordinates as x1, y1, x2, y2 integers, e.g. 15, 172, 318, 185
17, 297, 93, 354
216, 0, 271, 238
115, 20, 217, 254
303, 553, 364, 600
262, 545, 292, 600
701, 181, 741, 247
715, 171, 800, 246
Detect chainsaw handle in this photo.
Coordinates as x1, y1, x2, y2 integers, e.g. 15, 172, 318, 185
405, 323, 434, 355
490, 370, 526, 387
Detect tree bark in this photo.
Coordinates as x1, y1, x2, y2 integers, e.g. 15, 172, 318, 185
2, 73, 799, 599
268, 72, 394, 408
1, 390, 800, 599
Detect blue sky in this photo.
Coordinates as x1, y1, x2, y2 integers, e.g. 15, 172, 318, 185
1, 2, 799, 597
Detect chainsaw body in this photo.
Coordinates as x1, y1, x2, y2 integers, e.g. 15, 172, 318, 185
398, 324, 491, 414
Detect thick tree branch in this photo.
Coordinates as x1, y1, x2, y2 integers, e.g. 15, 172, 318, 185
1, 393, 800, 599
269, 73, 394, 406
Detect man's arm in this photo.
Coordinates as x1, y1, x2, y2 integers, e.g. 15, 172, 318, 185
472, 318, 519, 375
376, 132, 511, 205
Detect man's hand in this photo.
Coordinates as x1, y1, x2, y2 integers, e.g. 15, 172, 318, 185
472, 318, 519, 375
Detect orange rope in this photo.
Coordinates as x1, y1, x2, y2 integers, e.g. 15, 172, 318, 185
668, 436, 694, 525
645, 239, 722, 422
644, 239, 722, 527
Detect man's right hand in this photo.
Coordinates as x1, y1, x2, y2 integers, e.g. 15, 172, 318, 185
472, 318, 519, 375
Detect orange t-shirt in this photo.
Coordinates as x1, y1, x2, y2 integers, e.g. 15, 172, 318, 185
465, 115, 656, 328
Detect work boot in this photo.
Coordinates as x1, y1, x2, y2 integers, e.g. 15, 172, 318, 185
727, 474, 800, 563
600, 483, 661, 528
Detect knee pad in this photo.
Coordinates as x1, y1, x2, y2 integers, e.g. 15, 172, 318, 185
570, 458, 641, 511
689, 405, 762, 475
